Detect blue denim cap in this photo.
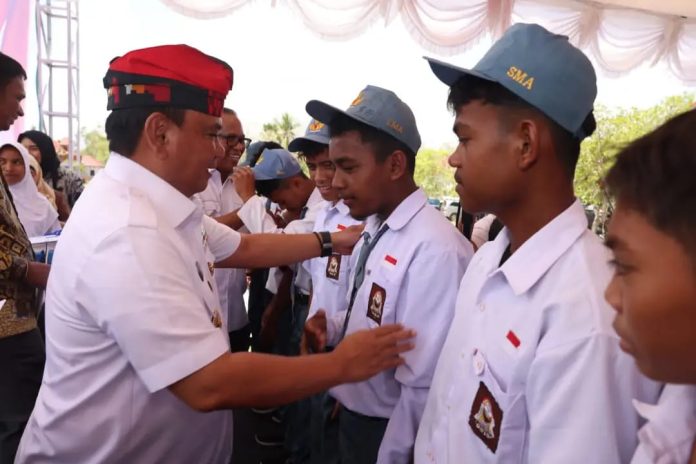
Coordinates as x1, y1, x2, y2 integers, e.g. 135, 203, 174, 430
306, 85, 421, 154
239, 141, 266, 167
252, 148, 303, 180
426, 23, 597, 139
287, 118, 330, 152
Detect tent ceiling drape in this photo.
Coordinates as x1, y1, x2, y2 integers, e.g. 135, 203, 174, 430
159, 0, 696, 84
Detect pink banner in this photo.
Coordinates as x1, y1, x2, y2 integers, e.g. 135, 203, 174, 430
1, 0, 31, 138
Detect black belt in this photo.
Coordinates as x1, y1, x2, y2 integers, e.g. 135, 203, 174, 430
294, 292, 310, 305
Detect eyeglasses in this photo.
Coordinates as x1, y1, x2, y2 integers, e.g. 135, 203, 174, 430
220, 134, 252, 149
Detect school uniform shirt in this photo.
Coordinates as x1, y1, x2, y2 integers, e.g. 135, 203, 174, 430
631, 384, 696, 464
414, 200, 662, 464
303, 200, 362, 320
237, 188, 324, 296
16, 153, 241, 464
193, 170, 248, 332
326, 188, 474, 464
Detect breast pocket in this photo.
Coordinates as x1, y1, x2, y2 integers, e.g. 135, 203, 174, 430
468, 349, 527, 461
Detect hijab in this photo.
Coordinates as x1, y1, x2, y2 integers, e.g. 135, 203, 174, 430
2, 142, 60, 237
27, 153, 57, 210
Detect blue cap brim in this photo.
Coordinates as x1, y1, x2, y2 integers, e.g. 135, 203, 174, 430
305, 100, 349, 129
287, 134, 329, 152
425, 56, 496, 87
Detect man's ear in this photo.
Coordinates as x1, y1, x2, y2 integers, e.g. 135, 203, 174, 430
141, 112, 174, 160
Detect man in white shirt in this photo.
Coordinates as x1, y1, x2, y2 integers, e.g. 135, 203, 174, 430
415, 23, 661, 463
604, 109, 696, 463
193, 107, 250, 352
15, 44, 415, 464
304, 85, 474, 464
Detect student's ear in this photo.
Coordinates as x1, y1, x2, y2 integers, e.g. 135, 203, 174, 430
387, 150, 409, 180
515, 119, 540, 172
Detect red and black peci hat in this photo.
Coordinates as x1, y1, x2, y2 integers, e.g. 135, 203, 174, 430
103, 44, 233, 117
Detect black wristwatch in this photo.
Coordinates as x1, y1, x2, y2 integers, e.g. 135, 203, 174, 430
314, 231, 333, 257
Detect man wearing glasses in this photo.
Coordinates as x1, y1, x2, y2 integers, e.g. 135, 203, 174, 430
193, 107, 252, 352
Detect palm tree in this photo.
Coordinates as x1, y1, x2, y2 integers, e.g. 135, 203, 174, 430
261, 113, 299, 148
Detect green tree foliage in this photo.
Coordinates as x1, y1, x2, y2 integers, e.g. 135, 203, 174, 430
81, 127, 110, 164
414, 147, 457, 199
260, 113, 300, 148
574, 93, 694, 231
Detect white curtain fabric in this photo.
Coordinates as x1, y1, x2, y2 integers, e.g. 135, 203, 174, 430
159, 0, 696, 83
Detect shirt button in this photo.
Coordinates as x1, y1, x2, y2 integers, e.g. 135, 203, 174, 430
473, 350, 485, 375
478, 303, 486, 312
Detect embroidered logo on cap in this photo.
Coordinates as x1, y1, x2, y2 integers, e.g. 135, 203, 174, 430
351, 91, 364, 107
367, 283, 386, 324
506, 65, 535, 90
468, 381, 503, 453
326, 254, 341, 280
308, 119, 325, 132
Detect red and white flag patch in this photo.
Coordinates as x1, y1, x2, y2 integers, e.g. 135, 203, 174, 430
336, 224, 346, 231
503, 330, 522, 357
381, 254, 397, 270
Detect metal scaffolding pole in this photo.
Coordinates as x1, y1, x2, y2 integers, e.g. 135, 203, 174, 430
36, 0, 80, 168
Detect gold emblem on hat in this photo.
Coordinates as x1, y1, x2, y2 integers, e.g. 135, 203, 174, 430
351, 91, 364, 107
211, 310, 222, 328
308, 120, 325, 132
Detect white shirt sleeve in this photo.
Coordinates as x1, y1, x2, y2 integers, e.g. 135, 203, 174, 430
237, 196, 281, 234
526, 335, 656, 463
377, 247, 469, 463
203, 215, 242, 262
75, 226, 229, 393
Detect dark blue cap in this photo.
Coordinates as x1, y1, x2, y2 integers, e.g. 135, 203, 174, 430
426, 23, 597, 139
306, 85, 421, 154
288, 118, 330, 152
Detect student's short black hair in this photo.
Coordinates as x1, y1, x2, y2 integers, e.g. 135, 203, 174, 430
297, 140, 328, 161
105, 107, 186, 157
0, 52, 27, 91
606, 108, 696, 263
447, 74, 596, 180
255, 173, 309, 198
328, 115, 417, 173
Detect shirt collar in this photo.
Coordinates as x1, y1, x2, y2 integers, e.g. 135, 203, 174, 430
365, 188, 427, 234
307, 187, 324, 208
491, 199, 588, 296
104, 153, 198, 228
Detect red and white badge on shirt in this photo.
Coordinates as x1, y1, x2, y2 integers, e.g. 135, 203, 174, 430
381, 254, 397, 271
503, 329, 522, 357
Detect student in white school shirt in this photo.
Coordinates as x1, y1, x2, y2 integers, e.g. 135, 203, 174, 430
289, 117, 363, 464
15, 44, 416, 464
415, 24, 661, 464
604, 109, 696, 464
304, 85, 474, 464
193, 107, 250, 352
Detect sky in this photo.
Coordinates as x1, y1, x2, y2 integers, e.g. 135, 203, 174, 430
19, 0, 696, 149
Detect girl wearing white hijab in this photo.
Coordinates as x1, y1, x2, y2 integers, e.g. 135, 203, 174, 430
0, 142, 60, 237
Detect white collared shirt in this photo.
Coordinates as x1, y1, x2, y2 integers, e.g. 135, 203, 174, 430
17, 154, 241, 464
193, 170, 248, 331
327, 188, 474, 464
302, 200, 362, 320
240, 188, 324, 296
414, 200, 662, 464
631, 384, 696, 464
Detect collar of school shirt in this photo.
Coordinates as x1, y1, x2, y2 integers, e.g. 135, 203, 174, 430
489, 199, 588, 296
307, 187, 324, 209
364, 188, 427, 235
632, 384, 696, 460
334, 199, 350, 216
104, 153, 199, 228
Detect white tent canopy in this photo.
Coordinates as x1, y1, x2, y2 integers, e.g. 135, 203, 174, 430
159, 0, 696, 84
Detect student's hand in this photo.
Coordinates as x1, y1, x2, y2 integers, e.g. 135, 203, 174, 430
333, 324, 415, 383
331, 224, 365, 255
232, 167, 256, 202
304, 310, 328, 352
